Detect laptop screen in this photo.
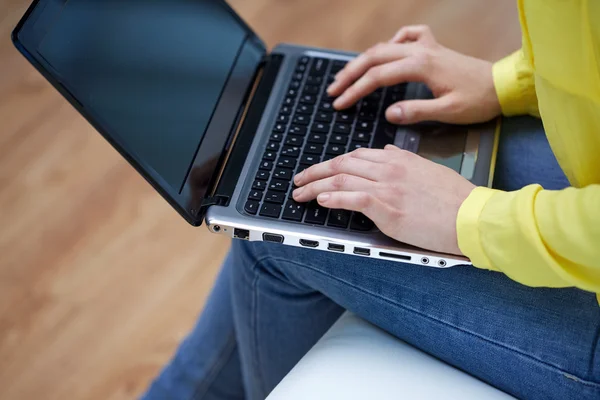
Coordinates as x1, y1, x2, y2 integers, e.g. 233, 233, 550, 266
37, 0, 247, 191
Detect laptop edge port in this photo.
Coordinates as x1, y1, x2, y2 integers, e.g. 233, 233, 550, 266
262, 233, 284, 243
353, 247, 371, 256
233, 228, 250, 240
299, 239, 319, 248
328, 243, 345, 252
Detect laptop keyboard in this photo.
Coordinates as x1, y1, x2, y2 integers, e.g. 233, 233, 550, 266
244, 55, 407, 232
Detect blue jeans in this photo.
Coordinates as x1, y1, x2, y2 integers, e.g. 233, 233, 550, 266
142, 117, 600, 400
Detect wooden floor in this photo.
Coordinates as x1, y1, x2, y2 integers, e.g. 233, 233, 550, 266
0, 1, 520, 399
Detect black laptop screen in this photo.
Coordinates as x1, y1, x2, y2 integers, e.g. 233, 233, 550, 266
37, 0, 247, 191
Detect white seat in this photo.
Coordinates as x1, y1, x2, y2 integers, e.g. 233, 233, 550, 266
267, 313, 514, 400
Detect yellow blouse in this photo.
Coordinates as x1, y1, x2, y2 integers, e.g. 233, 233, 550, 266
456, 0, 600, 299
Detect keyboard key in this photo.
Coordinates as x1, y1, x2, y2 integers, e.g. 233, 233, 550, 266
310, 58, 329, 76
263, 150, 276, 161
276, 114, 289, 123
295, 64, 307, 73
245, 200, 259, 215
282, 200, 306, 221
252, 180, 267, 190
336, 113, 353, 123
301, 154, 320, 165
287, 88, 298, 97
283, 97, 295, 106
299, 56, 310, 65
332, 123, 351, 134
319, 101, 333, 112
296, 163, 312, 174
273, 123, 286, 133
289, 80, 301, 90
315, 111, 334, 123
300, 94, 317, 104
256, 170, 270, 181
292, 114, 310, 125
383, 91, 404, 107
306, 76, 323, 86
277, 157, 296, 169
296, 104, 314, 114
274, 168, 293, 180
270, 132, 283, 142
269, 179, 289, 192
352, 131, 371, 142
286, 136, 303, 146
305, 144, 324, 155
350, 213, 375, 231
280, 105, 292, 115
330, 134, 349, 145
293, 72, 304, 81
331, 60, 347, 73
366, 91, 382, 101
259, 160, 273, 171
280, 146, 300, 158
266, 142, 280, 151
358, 110, 377, 120
248, 190, 263, 201
260, 203, 282, 218
356, 121, 373, 131
305, 201, 328, 225
360, 99, 379, 111
327, 209, 351, 228
325, 144, 346, 155
311, 122, 330, 133
308, 133, 327, 144
288, 125, 307, 136
349, 141, 368, 151
323, 154, 336, 162
303, 85, 319, 95
264, 190, 286, 204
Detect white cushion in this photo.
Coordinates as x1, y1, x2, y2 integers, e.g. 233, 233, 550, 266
267, 313, 514, 400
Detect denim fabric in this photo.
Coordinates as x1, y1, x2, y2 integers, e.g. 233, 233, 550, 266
142, 117, 600, 400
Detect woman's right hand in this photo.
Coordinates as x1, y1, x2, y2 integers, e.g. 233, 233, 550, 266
327, 25, 502, 125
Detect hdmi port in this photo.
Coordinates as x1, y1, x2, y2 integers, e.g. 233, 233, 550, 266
299, 239, 319, 248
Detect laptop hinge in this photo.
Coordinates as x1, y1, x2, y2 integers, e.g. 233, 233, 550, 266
200, 195, 230, 208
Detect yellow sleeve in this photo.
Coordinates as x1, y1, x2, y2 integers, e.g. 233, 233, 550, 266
457, 185, 600, 293
493, 49, 540, 117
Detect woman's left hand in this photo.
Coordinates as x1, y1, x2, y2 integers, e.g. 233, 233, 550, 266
292, 145, 476, 255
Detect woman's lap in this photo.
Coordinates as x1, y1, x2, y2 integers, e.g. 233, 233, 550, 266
144, 117, 600, 400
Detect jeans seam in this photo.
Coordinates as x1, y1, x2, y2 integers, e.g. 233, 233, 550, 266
250, 258, 269, 398
266, 256, 600, 389
189, 333, 238, 400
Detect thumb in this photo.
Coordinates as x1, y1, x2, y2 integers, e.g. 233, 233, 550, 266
385, 98, 453, 124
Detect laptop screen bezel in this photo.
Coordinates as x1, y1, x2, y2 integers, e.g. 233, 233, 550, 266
12, 0, 267, 226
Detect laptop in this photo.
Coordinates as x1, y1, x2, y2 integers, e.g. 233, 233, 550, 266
13, 0, 500, 268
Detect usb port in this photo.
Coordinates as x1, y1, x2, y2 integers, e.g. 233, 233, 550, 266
353, 247, 370, 256
233, 228, 250, 240
262, 233, 284, 243
328, 243, 345, 252
299, 239, 319, 248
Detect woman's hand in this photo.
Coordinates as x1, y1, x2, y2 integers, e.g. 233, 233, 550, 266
292, 146, 476, 255
328, 25, 501, 125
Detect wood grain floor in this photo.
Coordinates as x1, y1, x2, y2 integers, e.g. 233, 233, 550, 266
0, 1, 520, 399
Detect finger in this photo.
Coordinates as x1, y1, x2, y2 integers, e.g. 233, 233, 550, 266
347, 147, 395, 163
327, 43, 416, 97
385, 97, 455, 124
294, 154, 382, 186
333, 58, 424, 110
315, 191, 392, 229
389, 25, 435, 44
292, 174, 375, 203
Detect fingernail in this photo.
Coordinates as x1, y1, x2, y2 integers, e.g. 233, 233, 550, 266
293, 187, 304, 197
317, 193, 330, 203
392, 106, 403, 119
294, 171, 304, 184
